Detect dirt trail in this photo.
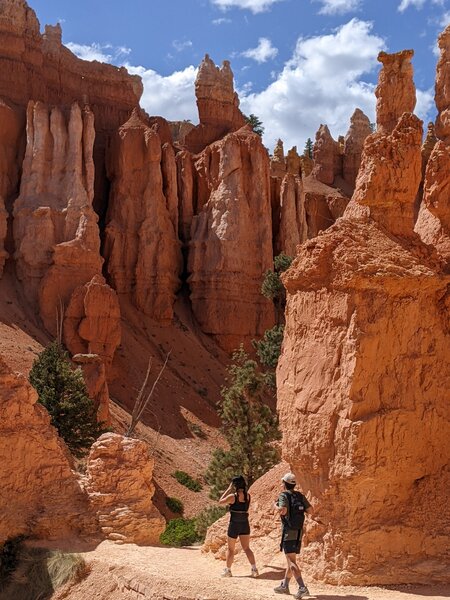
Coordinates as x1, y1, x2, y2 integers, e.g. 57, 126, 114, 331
53, 542, 449, 600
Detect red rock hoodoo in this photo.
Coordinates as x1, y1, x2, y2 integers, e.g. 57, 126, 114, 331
276, 47, 450, 585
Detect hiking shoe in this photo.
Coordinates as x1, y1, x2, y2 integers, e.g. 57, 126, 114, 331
221, 568, 232, 577
274, 584, 290, 594
294, 585, 310, 599
251, 567, 259, 578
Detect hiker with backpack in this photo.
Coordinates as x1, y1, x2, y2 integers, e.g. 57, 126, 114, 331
218, 475, 259, 578
273, 472, 313, 599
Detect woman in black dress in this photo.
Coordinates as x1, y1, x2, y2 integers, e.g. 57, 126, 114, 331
218, 476, 258, 578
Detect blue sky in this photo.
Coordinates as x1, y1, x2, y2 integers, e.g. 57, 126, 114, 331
31, 0, 449, 150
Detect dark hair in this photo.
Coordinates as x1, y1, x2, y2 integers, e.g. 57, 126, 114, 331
232, 475, 247, 491
284, 481, 295, 491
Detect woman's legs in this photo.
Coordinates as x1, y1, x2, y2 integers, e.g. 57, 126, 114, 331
239, 534, 256, 567
226, 536, 237, 569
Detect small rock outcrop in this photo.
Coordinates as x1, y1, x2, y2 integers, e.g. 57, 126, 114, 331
343, 108, 372, 189
85, 433, 165, 545
104, 110, 181, 323
375, 50, 416, 134
188, 128, 274, 351
0, 355, 97, 545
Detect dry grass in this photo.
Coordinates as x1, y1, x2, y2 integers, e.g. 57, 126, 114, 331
0, 547, 89, 600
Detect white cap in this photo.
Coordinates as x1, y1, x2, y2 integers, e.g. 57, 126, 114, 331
281, 472, 296, 485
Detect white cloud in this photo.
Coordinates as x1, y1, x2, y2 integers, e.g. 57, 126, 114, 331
126, 64, 198, 122
212, 17, 232, 24
65, 42, 131, 64
172, 39, 193, 52
241, 37, 278, 63
440, 10, 450, 25
316, 0, 362, 15
238, 19, 385, 149
211, 0, 284, 13
398, 0, 443, 12
416, 87, 435, 123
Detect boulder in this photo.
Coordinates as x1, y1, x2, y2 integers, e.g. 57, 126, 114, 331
85, 433, 165, 545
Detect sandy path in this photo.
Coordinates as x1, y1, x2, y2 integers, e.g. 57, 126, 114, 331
53, 542, 449, 600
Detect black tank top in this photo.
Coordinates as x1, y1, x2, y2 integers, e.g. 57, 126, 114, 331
229, 492, 250, 523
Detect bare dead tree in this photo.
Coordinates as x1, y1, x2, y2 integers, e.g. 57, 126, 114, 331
126, 352, 170, 438
55, 298, 65, 346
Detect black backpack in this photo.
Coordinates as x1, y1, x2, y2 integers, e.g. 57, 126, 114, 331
281, 491, 306, 530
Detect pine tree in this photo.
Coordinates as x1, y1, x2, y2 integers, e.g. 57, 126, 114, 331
303, 137, 314, 158
29, 342, 105, 457
261, 253, 293, 325
245, 113, 265, 137
205, 348, 280, 498
253, 324, 285, 370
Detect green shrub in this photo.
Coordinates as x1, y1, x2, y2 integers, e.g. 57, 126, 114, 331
173, 470, 202, 492
195, 506, 227, 540
29, 342, 105, 457
166, 497, 184, 514
160, 518, 200, 547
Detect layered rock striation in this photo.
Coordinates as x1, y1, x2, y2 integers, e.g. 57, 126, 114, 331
104, 110, 181, 322
188, 127, 274, 351
13, 100, 103, 333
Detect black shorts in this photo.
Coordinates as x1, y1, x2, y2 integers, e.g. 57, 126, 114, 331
227, 520, 250, 539
281, 539, 301, 554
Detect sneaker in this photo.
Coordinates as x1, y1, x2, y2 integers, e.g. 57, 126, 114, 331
274, 584, 290, 594
294, 585, 310, 599
251, 567, 259, 578
221, 568, 232, 577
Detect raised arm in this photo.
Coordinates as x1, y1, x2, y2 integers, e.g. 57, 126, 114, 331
219, 483, 235, 505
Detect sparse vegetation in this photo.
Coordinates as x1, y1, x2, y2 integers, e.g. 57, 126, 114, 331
261, 253, 293, 325
253, 324, 285, 370
29, 342, 105, 457
173, 470, 203, 492
194, 506, 227, 540
0, 546, 88, 599
245, 113, 264, 137
160, 518, 200, 547
205, 347, 281, 499
188, 422, 207, 439
166, 497, 184, 514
